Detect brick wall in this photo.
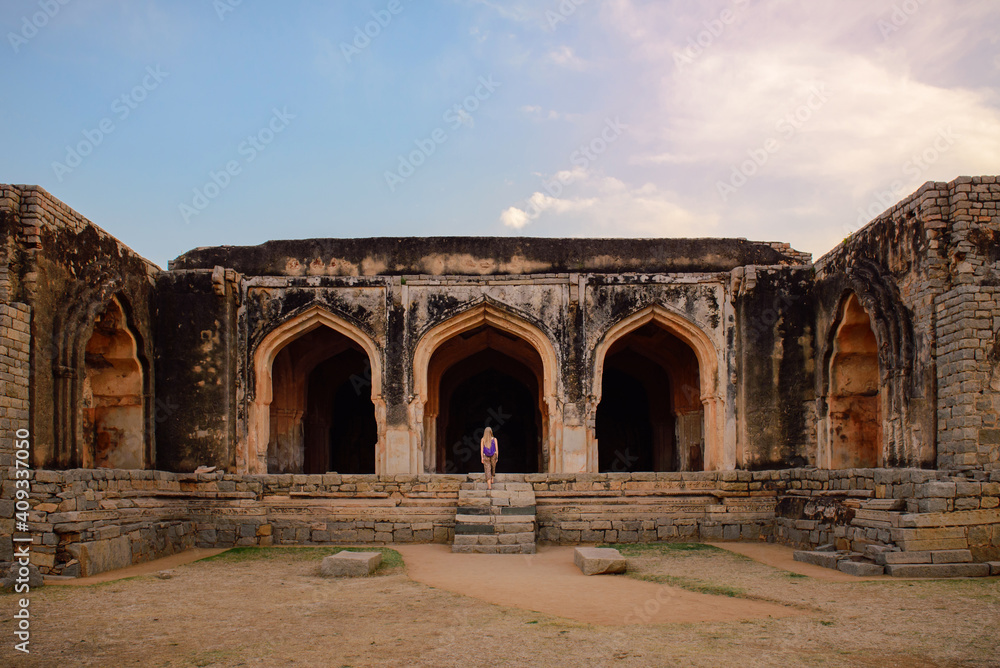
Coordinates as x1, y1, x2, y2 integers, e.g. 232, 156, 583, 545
935, 176, 1000, 470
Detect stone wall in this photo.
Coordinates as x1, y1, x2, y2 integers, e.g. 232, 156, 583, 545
9, 468, 999, 578
773, 468, 1000, 562
815, 175, 1000, 471
0, 185, 159, 470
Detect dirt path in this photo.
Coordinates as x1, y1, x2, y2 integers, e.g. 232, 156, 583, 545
395, 544, 800, 625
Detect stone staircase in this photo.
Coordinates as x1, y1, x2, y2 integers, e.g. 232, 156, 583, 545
452, 480, 536, 554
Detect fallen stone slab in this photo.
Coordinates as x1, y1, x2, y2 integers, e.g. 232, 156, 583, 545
320, 551, 381, 578
792, 550, 843, 570
837, 560, 884, 576
884, 563, 990, 578
574, 547, 626, 576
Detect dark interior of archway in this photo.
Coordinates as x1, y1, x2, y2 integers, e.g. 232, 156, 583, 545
304, 348, 376, 474
439, 349, 540, 474
596, 346, 676, 473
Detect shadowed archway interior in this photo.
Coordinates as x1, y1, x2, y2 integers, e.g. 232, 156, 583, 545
81, 296, 145, 469
596, 322, 702, 472
428, 325, 544, 474
826, 293, 881, 468
268, 326, 377, 474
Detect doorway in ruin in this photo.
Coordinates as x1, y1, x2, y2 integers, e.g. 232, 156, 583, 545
267, 325, 377, 475
825, 293, 881, 468
595, 321, 704, 472
81, 296, 146, 469
426, 325, 546, 474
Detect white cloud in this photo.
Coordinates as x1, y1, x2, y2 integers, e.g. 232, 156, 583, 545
547, 45, 586, 69
500, 171, 712, 237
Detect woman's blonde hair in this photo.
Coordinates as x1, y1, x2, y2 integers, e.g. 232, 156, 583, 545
481, 426, 494, 447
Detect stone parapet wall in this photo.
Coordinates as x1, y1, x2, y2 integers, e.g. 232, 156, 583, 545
7, 468, 1000, 578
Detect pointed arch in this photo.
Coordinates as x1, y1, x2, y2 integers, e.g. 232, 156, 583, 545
245, 306, 384, 474
819, 291, 882, 469
591, 304, 724, 470
411, 301, 561, 473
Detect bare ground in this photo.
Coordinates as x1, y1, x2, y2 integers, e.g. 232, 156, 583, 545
2, 543, 999, 668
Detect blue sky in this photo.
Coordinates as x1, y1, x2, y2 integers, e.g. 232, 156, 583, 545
2, 0, 999, 269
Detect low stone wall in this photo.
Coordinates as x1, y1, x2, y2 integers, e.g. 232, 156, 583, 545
773, 468, 1000, 561
6, 468, 1000, 577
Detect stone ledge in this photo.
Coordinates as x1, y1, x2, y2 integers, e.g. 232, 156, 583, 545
884, 563, 990, 578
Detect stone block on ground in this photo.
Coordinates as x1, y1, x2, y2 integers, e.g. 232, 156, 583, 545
837, 560, 884, 576
988, 562, 1000, 576
884, 563, 990, 578
574, 547, 626, 575
66, 536, 131, 577
319, 551, 381, 578
793, 550, 842, 570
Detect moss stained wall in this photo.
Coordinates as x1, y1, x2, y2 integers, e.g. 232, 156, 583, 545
734, 266, 815, 469
155, 269, 239, 471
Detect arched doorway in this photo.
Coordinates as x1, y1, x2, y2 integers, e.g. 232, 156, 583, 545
437, 346, 542, 474
268, 326, 377, 474
824, 293, 881, 468
81, 296, 145, 469
592, 305, 722, 471
595, 322, 701, 472
412, 304, 559, 474
247, 307, 384, 475
428, 327, 544, 474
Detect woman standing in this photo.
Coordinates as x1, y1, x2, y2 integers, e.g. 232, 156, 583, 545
480, 426, 499, 490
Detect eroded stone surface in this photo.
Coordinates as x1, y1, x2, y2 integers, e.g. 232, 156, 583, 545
574, 547, 626, 576
320, 551, 381, 577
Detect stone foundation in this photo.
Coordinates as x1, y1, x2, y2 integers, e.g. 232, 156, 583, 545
6, 468, 1000, 578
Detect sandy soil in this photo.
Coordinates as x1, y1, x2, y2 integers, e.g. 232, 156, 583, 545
3, 543, 998, 667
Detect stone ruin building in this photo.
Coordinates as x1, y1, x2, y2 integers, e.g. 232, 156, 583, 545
1, 176, 999, 578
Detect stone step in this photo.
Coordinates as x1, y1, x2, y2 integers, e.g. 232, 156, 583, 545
452, 544, 536, 554
453, 479, 536, 553
884, 563, 990, 578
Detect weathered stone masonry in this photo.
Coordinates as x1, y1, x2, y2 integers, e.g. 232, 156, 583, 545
2, 176, 999, 576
